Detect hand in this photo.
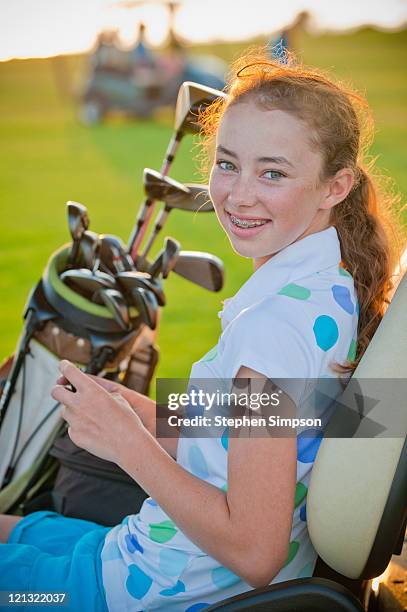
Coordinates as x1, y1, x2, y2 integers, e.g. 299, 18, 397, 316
56, 372, 121, 395
56, 372, 156, 434
51, 360, 146, 466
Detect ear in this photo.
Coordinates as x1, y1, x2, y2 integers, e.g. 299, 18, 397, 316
320, 168, 355, 210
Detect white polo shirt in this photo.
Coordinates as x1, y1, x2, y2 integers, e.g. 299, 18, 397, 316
102, 226, 359, 611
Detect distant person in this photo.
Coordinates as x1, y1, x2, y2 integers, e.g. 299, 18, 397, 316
157, 29, 186, 82
129, 22, 155, 67
270, 11, 310, 63
92, 29, 127, 75
128, 22, 157, 90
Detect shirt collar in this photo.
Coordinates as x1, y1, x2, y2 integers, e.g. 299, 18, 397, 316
219, 226, 342, 331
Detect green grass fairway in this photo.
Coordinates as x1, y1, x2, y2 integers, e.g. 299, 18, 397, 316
1, 28, 406, 379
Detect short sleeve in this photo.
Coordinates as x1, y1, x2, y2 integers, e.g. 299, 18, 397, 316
218, 296, 316, 399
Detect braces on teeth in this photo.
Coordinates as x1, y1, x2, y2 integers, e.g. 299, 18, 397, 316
230, 215, 267, 228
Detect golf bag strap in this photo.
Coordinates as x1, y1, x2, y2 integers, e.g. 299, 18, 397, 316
0, 355, 13, 398
123, 343, 159, 396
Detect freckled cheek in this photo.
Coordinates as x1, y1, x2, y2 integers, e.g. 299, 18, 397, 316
209, 173, 229, 216
264, 186, 315, 223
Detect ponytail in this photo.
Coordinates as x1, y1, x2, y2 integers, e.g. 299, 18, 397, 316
331, 167, 399, 372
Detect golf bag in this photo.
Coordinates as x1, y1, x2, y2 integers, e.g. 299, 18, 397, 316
0, 245, 158, 525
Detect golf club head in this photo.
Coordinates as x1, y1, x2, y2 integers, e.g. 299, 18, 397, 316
174, 251, 224, 292
117, 271, 166, 307
143, 168, 190, 202
67, 201, 89, 240
174, 81, 227, 135
129, 286, 158, 330
60, 268, 117, 298
99, 234, 134, 275
97, 288, 131, 331
166, 184, 213, 212
79, 230, 100, 270
152, 237, 181, 279
149, 237, 180, 280
66, 201, 89, 266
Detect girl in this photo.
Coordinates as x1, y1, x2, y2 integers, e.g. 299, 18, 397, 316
0, 51, 400, 611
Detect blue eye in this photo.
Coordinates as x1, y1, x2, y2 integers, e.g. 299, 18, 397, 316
263, 170, 285, 180
217, 160, 236, 172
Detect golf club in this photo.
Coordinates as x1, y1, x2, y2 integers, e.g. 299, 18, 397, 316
127, 169, 190, 258
125, 286, 158, 330
117, 271, 166, 307
96, 288, 131, 331
128, 82, 226, 258
172, 251, 224, 292
98, 234, 134, 275
79, 230, 101, 270
66, 201, 89, 267
150, 237, 180, 279
60, 268, 117, 300
140, 183, 213, 260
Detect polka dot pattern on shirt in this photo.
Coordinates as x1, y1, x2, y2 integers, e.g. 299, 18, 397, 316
278, 283, 311, 300
347, 338, 357, 361
221, 427, 228, 451
284, 541, 300, 567
313, 315, 339, 351
294, 482, 307, 508
125, 533, 143, 554
159, 548, 189, 576
331, 285, 354, 314
148, 520, 177, 543
159, 580, 186, 596
126, 563, 153, 599
211, 567, 241, 589
297, 430, 323, 463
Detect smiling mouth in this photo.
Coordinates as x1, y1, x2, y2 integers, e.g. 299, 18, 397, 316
227, 212, 271, 229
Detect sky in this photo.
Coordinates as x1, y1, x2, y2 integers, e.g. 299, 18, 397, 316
0, 0, 406, 61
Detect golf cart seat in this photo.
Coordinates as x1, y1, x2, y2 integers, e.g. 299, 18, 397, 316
206, 272, 407, 612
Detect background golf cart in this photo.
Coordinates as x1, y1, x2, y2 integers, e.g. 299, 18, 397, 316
79, 0, 226, 124
80, 47, 226, 124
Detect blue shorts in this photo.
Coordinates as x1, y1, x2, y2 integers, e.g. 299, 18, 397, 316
0, 511, 110, 612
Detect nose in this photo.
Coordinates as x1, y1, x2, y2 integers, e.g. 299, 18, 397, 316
228, 171, 257, 209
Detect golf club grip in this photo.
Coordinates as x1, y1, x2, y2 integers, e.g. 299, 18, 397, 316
162, 132, 182, 173
141, 210, 169, 259
127, 197, 155, 252
129, 201, 158, 261
129, 126, 183, 260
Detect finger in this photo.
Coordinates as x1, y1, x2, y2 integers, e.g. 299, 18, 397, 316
87, 374, 121, 394
55, 375, 76, 393
58, 360, 91, 393
51, 384, 80, 408
60, 404, 71, 423
110, 391, 132, 409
